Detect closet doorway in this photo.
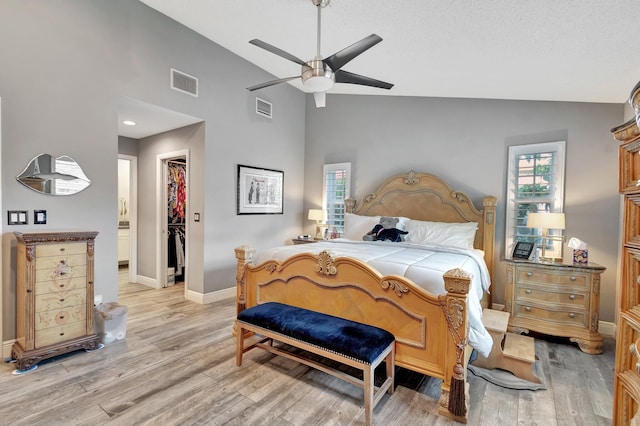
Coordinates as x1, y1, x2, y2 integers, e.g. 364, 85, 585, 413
157, 150, 189, 292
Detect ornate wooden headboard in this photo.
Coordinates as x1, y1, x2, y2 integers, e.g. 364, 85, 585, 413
345, 170, 497, 285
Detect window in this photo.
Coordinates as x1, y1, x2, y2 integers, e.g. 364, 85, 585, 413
505, 141, 566, 258
323, 162, 351, 236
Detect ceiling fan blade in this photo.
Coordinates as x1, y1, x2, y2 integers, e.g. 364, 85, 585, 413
247, 76, 299, 91
249, 39, 307, 66
334, 70, 394, 90
323, 34, 383, 72
313, 92, 326, 108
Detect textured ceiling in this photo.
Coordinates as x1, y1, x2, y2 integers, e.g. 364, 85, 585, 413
139, 0, 640, 104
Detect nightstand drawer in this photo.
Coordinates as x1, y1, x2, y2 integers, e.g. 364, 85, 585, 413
512, 303, 587, 328
514, 286, 588, 309
516, 267, 588, 289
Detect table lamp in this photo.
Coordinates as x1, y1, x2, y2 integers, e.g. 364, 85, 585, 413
526, 212, 565, 262
308, 209, 326, 239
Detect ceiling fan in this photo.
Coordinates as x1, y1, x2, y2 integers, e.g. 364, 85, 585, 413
247, 0, 394, 108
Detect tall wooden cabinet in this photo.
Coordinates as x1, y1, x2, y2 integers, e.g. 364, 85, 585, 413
612, 117, 640, 424
11, 231, 100, 370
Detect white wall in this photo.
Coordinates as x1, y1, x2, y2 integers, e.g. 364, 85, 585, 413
0, 0, 306, 340
304, 94, 624, 323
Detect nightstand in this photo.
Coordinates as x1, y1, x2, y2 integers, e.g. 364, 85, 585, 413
504, 259, 606, 354
292, 238, 319, 245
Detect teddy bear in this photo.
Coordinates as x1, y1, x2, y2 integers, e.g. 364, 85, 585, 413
363, 216, 408, 242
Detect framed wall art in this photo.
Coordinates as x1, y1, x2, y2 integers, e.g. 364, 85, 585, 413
237, 164, 284, 215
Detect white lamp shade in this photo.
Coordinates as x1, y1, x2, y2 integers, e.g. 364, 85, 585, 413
526, 212, 565, 230
308, 209, 325, 222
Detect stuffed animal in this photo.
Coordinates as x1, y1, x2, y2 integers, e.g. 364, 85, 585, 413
363, 216, 408, 242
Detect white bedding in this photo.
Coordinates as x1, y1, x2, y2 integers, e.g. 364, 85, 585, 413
256, 238, 493, 357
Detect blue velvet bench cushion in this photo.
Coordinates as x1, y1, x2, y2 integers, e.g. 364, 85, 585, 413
237, 302, 395, 364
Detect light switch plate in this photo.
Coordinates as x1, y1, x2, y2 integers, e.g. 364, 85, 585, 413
34, 210, 47, 225
7, 210, 28, 225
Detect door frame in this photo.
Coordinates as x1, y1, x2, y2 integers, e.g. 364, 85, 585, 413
118, 154, 137, 284
156, 149, 189, 294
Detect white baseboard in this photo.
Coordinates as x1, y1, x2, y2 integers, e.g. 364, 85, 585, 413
185, 287, 235, 305
599, 320, 616, 338
136, 275, 158, 289
2, 339, 14, 360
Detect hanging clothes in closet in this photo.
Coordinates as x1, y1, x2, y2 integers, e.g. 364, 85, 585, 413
168, 160, 186, 282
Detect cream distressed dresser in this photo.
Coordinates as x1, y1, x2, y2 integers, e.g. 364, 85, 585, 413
504, 259, 605, 354
611, 114, 640, 424
11, 231, 100, 370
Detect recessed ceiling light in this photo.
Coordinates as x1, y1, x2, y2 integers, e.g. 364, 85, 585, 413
123, 120, 136, 126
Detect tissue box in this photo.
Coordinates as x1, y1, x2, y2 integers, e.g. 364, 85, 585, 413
573, 249, 588, 264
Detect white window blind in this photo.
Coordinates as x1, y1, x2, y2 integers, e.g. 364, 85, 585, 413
323, 162, 351, 236
505, 141, 565, 258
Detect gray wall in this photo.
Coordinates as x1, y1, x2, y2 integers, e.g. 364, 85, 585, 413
0, 0, 306, 339
304, 94, 623, 323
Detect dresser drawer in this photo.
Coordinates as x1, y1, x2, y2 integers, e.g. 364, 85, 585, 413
36, 276, 87, 295
36, 242, 87, 258
622, 247, 640, 311
514, 285, 588, 310
35, 288, 86, 312
512, 303, 587, 328
515, 267, 588, 289
35, 320, 87, 348
35, 305, 86, 331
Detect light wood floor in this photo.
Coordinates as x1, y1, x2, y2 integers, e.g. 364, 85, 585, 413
0, 268, 614, 425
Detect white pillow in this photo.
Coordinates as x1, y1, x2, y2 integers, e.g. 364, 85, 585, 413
343, 213, 380, 240
405, 219, 478, 249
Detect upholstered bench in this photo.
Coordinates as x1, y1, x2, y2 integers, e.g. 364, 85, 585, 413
236, 302, 395, 426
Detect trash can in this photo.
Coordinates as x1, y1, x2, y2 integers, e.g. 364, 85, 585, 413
94, 302, 128, 345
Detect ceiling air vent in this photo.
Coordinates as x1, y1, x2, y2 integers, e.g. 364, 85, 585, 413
171, 68, 198, 97
256, 97, 272, 119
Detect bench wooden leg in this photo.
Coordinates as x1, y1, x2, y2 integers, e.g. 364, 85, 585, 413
236, 324, 244, 367
386, 349, 395, 394
364, 365, 374, 426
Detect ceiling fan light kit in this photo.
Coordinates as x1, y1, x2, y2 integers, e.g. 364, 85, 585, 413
247, 0, 393, 108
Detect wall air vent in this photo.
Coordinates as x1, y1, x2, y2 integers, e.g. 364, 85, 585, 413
170, 68, 198, 97
256, 97, 272, 119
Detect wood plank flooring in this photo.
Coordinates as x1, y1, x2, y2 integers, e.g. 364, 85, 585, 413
0, 268, 615, 425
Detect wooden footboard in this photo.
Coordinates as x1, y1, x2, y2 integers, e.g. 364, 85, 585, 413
235, 246, 472, 423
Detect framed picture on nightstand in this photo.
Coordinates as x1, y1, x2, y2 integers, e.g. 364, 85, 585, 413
512, 241, 535, 260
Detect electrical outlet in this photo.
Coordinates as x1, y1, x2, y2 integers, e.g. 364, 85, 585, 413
94, 294, 103, 305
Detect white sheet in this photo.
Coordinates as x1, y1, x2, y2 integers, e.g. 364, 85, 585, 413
256, 239, 493, 357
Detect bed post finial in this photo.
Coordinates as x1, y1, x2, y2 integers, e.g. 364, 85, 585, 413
234, 245, 256, 314
440, 268, 470, 420
345, 198, 356, 213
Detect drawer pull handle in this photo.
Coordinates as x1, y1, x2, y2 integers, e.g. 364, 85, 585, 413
570, 276, 577, 281
60, 298, 65, 302
525, 289, 532, 294
569, 294, 576, 300
60, 332, 65, 336
526, 272, 532, 277
60, 248, 65, 252
524, 306, 531, 312
59, 284, 64, 288
569, 313, 575, 318
60, 316, 64, 319
26, 289, 32, 293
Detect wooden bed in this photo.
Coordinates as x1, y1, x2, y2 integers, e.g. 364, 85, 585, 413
235, 170, 497, 423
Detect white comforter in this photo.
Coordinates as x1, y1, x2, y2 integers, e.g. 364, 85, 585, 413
256, 239, 493, 357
